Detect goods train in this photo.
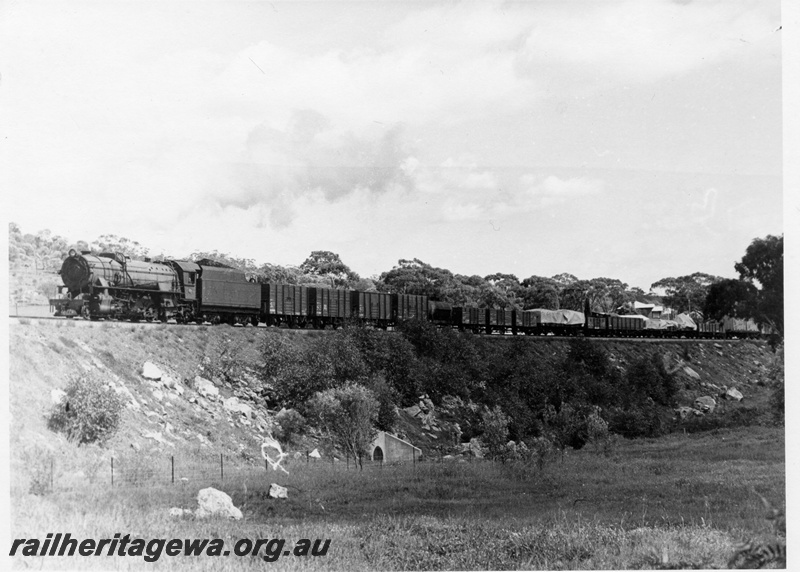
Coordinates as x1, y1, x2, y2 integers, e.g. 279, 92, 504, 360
49, 250, 765, 339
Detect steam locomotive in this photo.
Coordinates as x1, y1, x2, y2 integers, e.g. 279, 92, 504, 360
49, 250, 763, 339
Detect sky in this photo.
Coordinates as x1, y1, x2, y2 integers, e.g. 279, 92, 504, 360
1, 0, 787, 291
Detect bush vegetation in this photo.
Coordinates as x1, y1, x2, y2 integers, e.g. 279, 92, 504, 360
47, 375, 125, 445
258, 323, 683, 456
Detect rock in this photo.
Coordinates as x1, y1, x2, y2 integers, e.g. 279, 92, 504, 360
675, 406, 703, 420
142, 362, 163, 380
683, 367, 701, 380
142, 431, 173, 447
293, 452, 303, 460
693, 396, 717, 414
309, 449, 321, 459
194, 376, 219, 398
169, 507, 193, 518
173, 384, 185, 396
161, 375, 177, 389
724, 387, 744, 401
152, 389, 164, 402
404, 405, 421, 417
51, 389, 67, 405
223, 397, 253, 419
443, 454, 455, 461
195, 487, 243, 520
268, 483, 288, 499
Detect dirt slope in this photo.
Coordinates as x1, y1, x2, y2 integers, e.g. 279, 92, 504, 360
8, 319, 777, 492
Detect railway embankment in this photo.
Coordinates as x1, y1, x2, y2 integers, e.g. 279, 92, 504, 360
9, 319, 780, 494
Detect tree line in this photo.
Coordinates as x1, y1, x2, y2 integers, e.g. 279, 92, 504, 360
8, 223, 783, 336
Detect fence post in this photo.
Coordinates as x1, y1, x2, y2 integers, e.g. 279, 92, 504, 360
111, 457, 114, 487
171, 456, 174, 485
306, 450, 309, 464
265, 458, 268, 472
346, 453, 349, 471
220, 453, 223, 481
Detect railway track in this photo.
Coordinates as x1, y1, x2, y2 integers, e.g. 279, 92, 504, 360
8, 315, 751, 343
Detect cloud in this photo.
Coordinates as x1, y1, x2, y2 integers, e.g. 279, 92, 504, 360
518, 0, 779, 85
212, 111, 416, 227
434, 167, 605, 222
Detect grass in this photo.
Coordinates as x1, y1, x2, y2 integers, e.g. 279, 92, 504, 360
11, 425, 784, 570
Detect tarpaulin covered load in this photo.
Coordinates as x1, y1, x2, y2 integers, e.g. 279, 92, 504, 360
673, 313, 697, 330
526, 309, 585, 326
643, 318, 679, 330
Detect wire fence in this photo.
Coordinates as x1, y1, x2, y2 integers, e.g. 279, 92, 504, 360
32, 447, 448, 494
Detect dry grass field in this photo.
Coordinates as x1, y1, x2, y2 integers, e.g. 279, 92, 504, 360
10, 425, 784, 570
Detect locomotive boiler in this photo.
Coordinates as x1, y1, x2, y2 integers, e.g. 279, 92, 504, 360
53, 250, 182, 320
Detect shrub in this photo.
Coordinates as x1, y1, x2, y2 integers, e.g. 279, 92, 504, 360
624, 351, 678, 407
47, 375, 125, 445
523, 436, 556, 471
365, 372, 399, 432
606, 404, 664, 439
766, 345, 784, 424
481, 406, 510, 461
306, 383, 379, 469
273, 408, 306, 446
585, 406, 611, 454
202, 335, 243, 383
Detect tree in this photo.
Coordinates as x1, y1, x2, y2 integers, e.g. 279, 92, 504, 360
380, 258, 458, 299
704, 279, 758, 321
650, 272, 723, 316
306, 383, 379, 469
300, 250, 360, 287
521, 275, 560, 309
735, 234, 783, 335
91, 234, 150, 260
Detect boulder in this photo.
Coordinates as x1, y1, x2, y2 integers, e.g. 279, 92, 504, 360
51, 389, 67, 405
223, 397, 253, 418
195, 487, 242, 520
675, 406, 703, 420
142, 362, 163, 380
268, 483, 288, 499
683, 367, 701, 380
724, 387, 744, 402
309, 449, 321, 459
194, 376, 219, 398
404, 405, 421, 417
694, 396, 717, 414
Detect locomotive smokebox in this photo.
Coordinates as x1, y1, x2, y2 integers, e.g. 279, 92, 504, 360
60, 254, 92, 292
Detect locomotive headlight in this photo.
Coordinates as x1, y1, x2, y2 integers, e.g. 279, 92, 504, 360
68, 248, 77, 257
